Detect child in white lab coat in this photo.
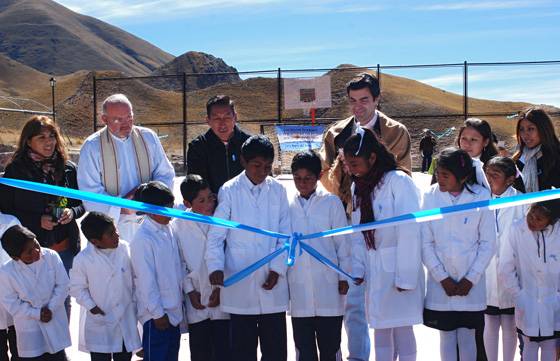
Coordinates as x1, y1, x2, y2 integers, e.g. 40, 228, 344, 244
483, 156, 526, 361
130, 181, 184, 361
343, 129, 424, 361
69, 212, 141, 361
206, 135, 291, 361
499, 200, 560, 361
287, 150, 350, 361
172, 175, 231, 361
422, 147, 495, 361
0, 225, 71, 361
0, 214, 20, 361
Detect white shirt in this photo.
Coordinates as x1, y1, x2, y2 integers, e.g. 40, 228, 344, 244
0, 214, 20, 329
69, 241, 141, 353
0, 248, 71, 357
206, 171, 291, 315
130, 217, 184, 326
77, 126, 175, 223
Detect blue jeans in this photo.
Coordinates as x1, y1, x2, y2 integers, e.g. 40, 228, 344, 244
142, 320, 180, 361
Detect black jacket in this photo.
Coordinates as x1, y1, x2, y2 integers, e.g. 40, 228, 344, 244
516, 153, 560, 191
186, 126, 251, 194
0, 158, 85, 254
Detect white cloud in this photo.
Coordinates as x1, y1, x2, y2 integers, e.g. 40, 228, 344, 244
415, 0, 552, 11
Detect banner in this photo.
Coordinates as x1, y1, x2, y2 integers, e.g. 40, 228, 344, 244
275, 125, 325, 152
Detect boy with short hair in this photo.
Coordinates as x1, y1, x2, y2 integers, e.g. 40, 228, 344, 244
206, 135, 291, 361
0, 214, 20, 361
130, 181, 184, 361
172, 175, 231, 361
288, 150, 350, 360
69, 212, 141, 361
0, 225, 71, 361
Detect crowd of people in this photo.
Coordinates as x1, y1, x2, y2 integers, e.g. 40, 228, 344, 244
0, 72, 559, 361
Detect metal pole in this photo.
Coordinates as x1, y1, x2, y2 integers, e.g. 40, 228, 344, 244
463, 61, 468, 119
377, 64, 381, 111
277, 68, 282, 122
50, 77, 56, 122
182, 72, 187, 173
92, 73, 97, 133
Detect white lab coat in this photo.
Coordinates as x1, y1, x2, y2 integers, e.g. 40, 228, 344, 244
498, 219, 560, 337
287, 186, 350, 318
0, 248, 70, 358
485, 186, 527, 309
351, 170, 425, 329
0, 214, 20, 330
69, 241, 141, 353
472, 157, 490, 190
172, 211, 229, 324
131, 217, 184, 326
77, 126, 175, 238
422, 183, 496, 312
206, 172, 291, 315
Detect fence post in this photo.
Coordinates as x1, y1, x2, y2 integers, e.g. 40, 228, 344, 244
463, 61, 468, 119
182, 72, 187, 173
92, 72, 97, 133
277, 67, 282, 122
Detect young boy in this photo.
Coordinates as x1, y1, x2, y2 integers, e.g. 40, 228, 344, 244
130, 181, 184, 361
287, 150, 350, 360
172, 175, 231, 361
0, 225, 71, 361
69, 212, 141, 361
206, 135, 291, 361
0, 214, 20, 361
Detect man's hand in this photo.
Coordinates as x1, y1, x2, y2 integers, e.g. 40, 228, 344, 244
188, 291, 206, 310
90, 306, 106, 315
153, 314, 170, 330
455, 278, 473, 296
121, 187, 139, 214
40, 306, 52, 323
337, 149, 350, 175
262, 271, 279, 290
440, 277, 458, 297
209, 271, 224, 286
208, 288, 221, 308
40, 215, 57, 230
338, 280, 349, 295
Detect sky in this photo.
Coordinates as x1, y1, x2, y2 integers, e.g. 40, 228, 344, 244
56, 0, 560, 106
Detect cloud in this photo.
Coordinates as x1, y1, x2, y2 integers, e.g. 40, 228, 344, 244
414, 0, 552, 11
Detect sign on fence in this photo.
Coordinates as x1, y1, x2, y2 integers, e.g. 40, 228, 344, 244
275, 125, 325, 152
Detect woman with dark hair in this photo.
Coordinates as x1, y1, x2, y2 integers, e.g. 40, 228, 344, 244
0, 116, 84, 315
513, 107, 560, 192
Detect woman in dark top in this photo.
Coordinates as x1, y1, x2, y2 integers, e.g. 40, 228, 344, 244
0, 116, 84, 279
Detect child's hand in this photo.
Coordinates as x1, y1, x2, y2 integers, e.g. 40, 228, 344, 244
440, 277, 457, 297
262, 271, 279, 290
153, 314, 170, 331
208, 288, 221, 308
90, 306, 106, 315
40, 306, 52, 322
455, 278, 473, 296
209, 271, 224, 286
338, 281, 349, 295
188, 291, 206, 310
353, 278, 364, 286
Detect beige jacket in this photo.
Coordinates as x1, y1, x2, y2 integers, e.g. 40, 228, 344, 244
318, 112, 411, 210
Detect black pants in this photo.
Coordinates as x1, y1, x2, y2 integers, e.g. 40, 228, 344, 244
19, 350, 67, 361
189, 319, 231, 361
292, 316, 343, 361
230, 312, 287, 361
422, 153, 433, 172
0, 326, 18, 361
90, 343, 132, 361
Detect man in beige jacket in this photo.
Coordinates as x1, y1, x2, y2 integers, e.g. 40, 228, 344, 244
319, 73, 411, 212
318, 73, 412, 361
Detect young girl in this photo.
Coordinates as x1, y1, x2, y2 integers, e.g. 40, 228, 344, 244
422, 147, 496, 361
499, 200, 560, 361
344, 128, 424, 361
457, 118, 498, 190
483, 157, 527, 361
513, 107, 560, 193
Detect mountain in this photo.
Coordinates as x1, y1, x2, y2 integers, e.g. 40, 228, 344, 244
0, 53, 49, 96
0, 0, 174, 76
146, 51, 241, 91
